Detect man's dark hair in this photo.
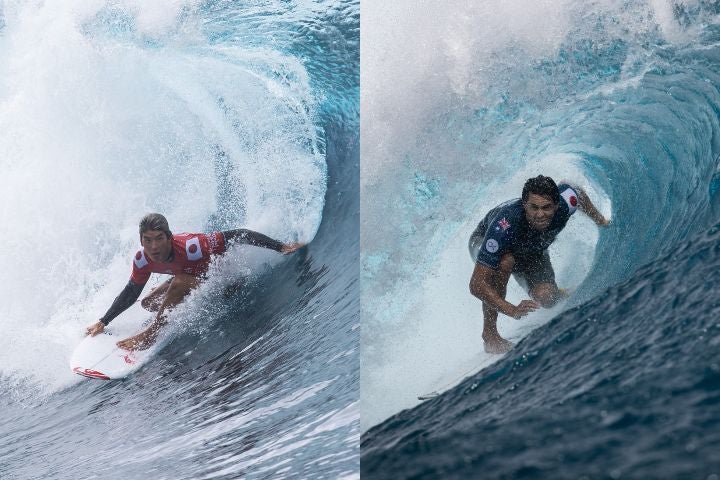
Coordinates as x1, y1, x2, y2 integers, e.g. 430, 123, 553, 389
139, 213, 172, 239
522, 175, 560, 204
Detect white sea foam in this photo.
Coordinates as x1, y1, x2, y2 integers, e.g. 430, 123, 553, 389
0, 1, 325, 393
360, 0, 698, 431
362, 156, 610, 429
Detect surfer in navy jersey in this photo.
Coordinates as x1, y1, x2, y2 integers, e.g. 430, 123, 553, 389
85, 213, 303, 351
469, 175, 610, 354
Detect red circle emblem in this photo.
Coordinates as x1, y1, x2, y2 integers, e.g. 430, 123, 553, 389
135, 252, 142, 260
570, 196, 577, 207
189, 244, 198, 254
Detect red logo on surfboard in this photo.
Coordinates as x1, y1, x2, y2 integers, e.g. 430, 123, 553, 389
122, 353, 136, 365
73, 367, 110, 380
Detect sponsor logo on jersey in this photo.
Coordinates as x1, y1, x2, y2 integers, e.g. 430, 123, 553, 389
185, 236, 203, 261
498, 217, 511, 231
134, 250, 149, 269
485, 239, 499, 253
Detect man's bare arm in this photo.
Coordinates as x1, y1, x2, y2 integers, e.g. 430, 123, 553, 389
469, 263, 537, 319
86, 280, 146, 336
223, 229, 304, 254
563, 181, 610, 226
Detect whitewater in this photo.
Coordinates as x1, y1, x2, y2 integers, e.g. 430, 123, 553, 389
0, 1, 359, 478
362, 1, 720, 477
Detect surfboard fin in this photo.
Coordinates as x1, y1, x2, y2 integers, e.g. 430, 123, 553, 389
418, 391, 440, 401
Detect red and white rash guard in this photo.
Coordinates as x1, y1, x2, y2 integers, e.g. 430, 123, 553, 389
130, 232, 226, 284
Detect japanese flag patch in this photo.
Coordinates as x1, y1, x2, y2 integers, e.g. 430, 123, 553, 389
560, 187, 579, 214
134, 250, 149, 269
185, 236, 203, 261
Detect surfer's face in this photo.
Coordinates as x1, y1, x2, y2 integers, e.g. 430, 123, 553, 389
141, 230, 173, 263
523, 193, 559, 231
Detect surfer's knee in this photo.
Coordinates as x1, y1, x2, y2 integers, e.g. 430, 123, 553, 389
167, 274, 200, 296
140, 296, 158, 312
531, 284, 559, 308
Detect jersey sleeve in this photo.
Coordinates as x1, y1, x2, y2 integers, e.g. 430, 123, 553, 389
100, 280, 145, 325
474, 214, 511, 269
130, 250, 151, 285
205, 231, 226, 255
221, 229, 283, 252
558, 183, 579, 217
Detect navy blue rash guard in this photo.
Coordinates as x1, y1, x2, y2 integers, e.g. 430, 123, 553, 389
469, 183, 579, 269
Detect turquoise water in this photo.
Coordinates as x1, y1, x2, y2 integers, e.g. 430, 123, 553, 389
0, 1, 358, 478
361, 1, 720, 468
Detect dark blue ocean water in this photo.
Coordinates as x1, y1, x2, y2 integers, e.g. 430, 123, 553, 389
362, 221, 720, 479
0, 1, 358, 479
362, 2, 720, 478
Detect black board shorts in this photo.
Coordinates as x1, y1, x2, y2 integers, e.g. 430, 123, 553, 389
469, 229, 556, 292
511, 250, 556, 291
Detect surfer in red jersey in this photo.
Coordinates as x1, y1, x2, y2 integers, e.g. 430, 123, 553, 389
85, 213, 302, 350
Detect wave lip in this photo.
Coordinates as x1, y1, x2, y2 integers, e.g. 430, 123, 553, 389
361, 221, 720, 479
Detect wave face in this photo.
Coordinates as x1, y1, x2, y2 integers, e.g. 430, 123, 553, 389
362, 221, 720, 478
361, 0, 720, 473
0, 1, 358, 478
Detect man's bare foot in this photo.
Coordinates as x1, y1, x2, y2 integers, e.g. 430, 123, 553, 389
483, 335, 514, 354
117, 333, 153, 351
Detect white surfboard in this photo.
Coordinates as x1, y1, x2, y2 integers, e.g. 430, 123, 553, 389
417, 365, 478, 401
417, 350, 503, 401
70, 331, 158, 380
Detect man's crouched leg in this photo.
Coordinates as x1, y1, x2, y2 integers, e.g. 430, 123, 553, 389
162, 273, 201, 310
141, 279, 172, 312
482, 253, 515, 355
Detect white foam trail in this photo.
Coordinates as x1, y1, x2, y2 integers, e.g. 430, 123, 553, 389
0, 1, 325, 393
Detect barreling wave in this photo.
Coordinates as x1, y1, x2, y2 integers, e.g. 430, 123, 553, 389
0, 1, 358, 478
362, 217, 720, 478
361, 0, 720, 457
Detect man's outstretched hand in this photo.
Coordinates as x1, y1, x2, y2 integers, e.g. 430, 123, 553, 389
280, 242, 305, 255
86, 321, 105, 337
510, 300, 540, 319
597, 217, 611, 227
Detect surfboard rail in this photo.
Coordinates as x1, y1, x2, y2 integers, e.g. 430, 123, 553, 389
72, 367, 111, 380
